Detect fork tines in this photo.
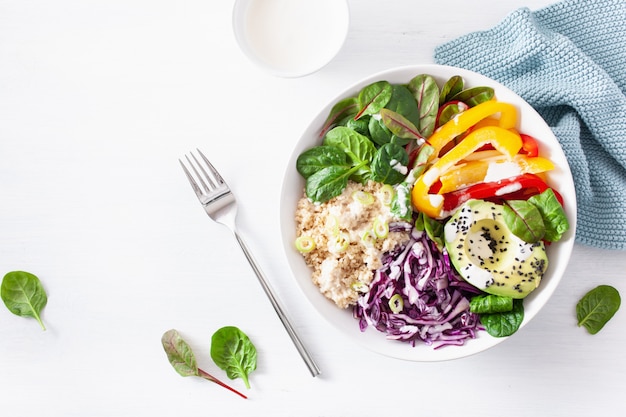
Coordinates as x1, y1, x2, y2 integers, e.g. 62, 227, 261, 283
179, 149, 225, 198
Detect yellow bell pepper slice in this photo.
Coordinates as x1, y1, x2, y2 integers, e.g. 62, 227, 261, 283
472, 116, 500, 129
411, 126, 522, 218
438, 160, 490, 193
437, 154, 555, 194
428, 100, 518, 158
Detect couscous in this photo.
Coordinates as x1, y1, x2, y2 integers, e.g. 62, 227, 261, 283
295, 180, 411, 308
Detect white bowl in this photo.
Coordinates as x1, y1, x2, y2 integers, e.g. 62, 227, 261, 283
232, 0, 350, 78
280, 64, 577, 361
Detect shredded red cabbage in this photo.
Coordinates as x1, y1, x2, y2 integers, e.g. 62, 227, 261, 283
354, 225, 484, 349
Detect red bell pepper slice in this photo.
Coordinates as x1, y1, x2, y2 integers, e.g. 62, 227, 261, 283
520, 134, 539, 157
441, 173, 562, 213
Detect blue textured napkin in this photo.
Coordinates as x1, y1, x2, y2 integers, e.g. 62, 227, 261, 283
434, 0, 626, 251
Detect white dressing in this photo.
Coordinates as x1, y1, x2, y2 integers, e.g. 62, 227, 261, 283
484, 160, 522, 183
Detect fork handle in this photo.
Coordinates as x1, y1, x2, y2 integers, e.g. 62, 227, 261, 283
233, 231, 321, 377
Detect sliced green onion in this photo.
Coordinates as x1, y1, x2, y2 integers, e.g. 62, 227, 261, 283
351, 281, 369, 294
352, 190, 375, 205
389, 294, 404, 313
295, 236, 316, 253
330, 232, 350, 253
379, 184, 395, 206
373, 217, 389, 239
360, 229, 376, 248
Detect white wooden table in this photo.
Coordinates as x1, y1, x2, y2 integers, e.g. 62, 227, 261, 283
1, 1, 623, 415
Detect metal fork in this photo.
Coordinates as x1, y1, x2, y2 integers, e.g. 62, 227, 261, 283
179, 149, 321, 377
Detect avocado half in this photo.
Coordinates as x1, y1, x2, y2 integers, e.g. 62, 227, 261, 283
444, 199, 548, 298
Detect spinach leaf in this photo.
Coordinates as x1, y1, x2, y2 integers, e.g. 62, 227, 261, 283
305, 164, 364, 203
161, 329, 247, 399
355, 80, 392, 120
390, 134, 411, 147
422, 214, 444, 251
470, 294, 514, 314
323, 127, 376, 166
386, 84, 421, 127
370, 142, 409, 185
296, 146, 349, 178
528, 188, 570, 242
576, 285, 621, 334
334, 113, 357, 129
379, 108, 424, 141
368, 116, 393, 146
323, 126, 375, 182
414, 211, 425, 231
450, 86, 495, 107
413, 211, 445, 246
503, 199, 546, 243
480, 298, 524, 337
504, 189, 569, 243
1, 271, 48, 330
320, 97, 358, 137
346, 116, 371, 137
439, 75, 464, 104
407, 74, 439, 137
303, 126, 379, 202
210, 326, 257, 389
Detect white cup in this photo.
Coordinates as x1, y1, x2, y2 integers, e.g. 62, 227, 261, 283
232, 0, 350, 78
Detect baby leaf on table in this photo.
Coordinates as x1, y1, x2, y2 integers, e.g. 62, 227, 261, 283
161, 329, 247, 399
210, 326, 257, 390
1, 271, 48, 330
576, 285, 621, 335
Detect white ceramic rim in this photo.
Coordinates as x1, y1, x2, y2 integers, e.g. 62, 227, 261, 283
232, 0, 350, 78
280, 64, 577, 361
